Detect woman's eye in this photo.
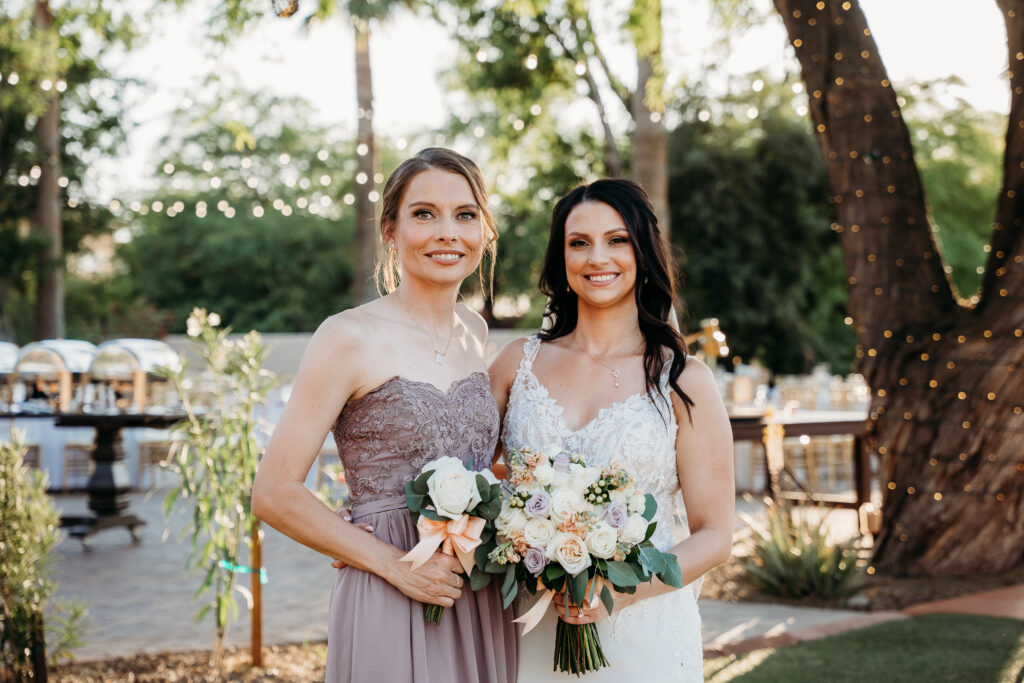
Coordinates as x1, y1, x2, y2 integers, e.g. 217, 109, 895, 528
569, 240, 587, 248
413, 209, 434, 219
458, 211, 478, 220
610, 236, 629, 244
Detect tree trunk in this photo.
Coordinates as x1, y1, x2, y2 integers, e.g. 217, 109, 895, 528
33, 0, 64, 340
772, 0, 1024, 576
629, 0, 670, 238
353, 18, 378, 304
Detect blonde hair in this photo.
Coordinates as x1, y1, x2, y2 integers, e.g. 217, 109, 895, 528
375, 148, 497, 295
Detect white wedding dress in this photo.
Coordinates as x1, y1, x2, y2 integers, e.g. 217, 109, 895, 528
502, 336, 703, 682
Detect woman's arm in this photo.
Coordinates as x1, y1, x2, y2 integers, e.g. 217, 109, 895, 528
558, 357, 734, 623
251, 314, 464, 607
487, 337, 529, 469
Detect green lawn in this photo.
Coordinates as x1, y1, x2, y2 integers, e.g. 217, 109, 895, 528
705, 614, 1024, 683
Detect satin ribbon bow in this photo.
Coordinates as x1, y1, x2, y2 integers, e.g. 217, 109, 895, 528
512, 577, 603, 635
400, 514, 485, 576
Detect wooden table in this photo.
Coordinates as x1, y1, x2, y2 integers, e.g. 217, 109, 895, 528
729, 411, 871, 509
54, 412, 184, 549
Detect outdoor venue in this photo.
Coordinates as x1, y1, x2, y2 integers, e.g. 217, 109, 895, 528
2, 0, 1023, 681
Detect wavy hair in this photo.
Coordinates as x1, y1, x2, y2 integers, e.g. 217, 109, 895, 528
538, 178, 694, 416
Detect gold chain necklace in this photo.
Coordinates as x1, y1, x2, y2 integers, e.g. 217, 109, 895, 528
398, 293, 456, 365
571, 333, 624, 388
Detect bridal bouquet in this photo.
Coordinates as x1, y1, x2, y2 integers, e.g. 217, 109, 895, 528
481, 445, 683, 675
402, 456, 503, 624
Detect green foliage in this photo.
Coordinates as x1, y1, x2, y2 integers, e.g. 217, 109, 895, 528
739, 502, 864, 600
160, 309, 277, 661
0, 0, 138, 342
899, 78, 1004, 298
0, 430, 90, 678
669, 77, 856, 374
64, 273, 174, 342
121, 89, 361, 333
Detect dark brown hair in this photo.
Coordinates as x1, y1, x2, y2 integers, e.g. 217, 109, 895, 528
538, 179, 694, 415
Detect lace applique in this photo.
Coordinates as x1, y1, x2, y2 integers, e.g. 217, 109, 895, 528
333, 374, 498, 507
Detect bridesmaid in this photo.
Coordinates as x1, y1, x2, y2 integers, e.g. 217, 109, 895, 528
252, 148, 518, 683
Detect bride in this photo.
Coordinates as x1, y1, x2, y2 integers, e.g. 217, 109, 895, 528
489, 178, 734, 681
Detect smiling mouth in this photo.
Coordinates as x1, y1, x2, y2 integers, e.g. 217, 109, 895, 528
427, 252, 464, 263
584, 273, 619, 283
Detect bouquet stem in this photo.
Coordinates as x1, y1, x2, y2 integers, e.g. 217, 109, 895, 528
424, 604, 444, 625
553, 619, 608, 674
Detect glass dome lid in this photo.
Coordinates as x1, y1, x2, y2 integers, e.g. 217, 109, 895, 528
88, 338, 182, 380
15, 340, 96, 376
0, 342, 18, 374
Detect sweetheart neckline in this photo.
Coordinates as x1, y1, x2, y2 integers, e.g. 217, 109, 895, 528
349, 372, 489, 406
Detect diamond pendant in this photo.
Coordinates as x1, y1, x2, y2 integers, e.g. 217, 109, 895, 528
434, 351, 445, 365
611, 369, 621, 388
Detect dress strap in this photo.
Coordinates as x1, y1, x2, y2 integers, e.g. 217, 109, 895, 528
517, 335, 543, 374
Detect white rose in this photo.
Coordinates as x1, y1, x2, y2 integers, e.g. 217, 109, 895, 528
542, 444, 564, 461
546, 532, 592, 576
551, 470, 571, 490
522, 517, 557, 548
585, 522, 618, 559
628, 494, 647, 516
424, 456, 482, 519
548, 488, 581, 525
508, 509, 529, 533
619, 515, 649, 544
533, 464, 555, 486
571, 466, 602, 494
496, 503, 516, 535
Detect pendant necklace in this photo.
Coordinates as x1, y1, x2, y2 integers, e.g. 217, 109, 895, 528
572, 333, 623, 388
399, 293, 456, 365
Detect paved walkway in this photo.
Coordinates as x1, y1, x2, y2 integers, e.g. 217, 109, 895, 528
50, 488, 1022, 664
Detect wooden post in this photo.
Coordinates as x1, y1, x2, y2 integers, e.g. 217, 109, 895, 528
251, 521, 263, 667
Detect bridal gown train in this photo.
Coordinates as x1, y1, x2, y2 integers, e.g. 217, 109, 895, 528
502, 337, 703, 682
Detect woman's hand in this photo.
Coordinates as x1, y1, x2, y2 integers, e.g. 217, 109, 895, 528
383, 550, 466, 607
552, 585, 642, 625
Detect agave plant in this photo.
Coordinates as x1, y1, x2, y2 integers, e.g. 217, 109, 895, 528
740, 500, 865, 600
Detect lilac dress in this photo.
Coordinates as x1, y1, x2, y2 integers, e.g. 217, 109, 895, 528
326, 373, 518, 683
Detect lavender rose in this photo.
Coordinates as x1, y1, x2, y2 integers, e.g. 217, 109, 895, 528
524, 546, 547, 576
524, 491, 551, 518
603, 501, 628, 529
552, 452, 571, 472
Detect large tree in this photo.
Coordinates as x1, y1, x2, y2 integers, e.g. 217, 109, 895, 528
773, 0, 1024, 575
437, 0, 672, 234
0, 0, 136, 342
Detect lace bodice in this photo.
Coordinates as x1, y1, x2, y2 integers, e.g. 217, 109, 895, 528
501, 336, 689, 553
332, 373, 499, 509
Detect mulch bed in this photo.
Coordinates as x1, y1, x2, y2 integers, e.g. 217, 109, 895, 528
52, 644, 327, 682
700, 555, 1024, 611
52, 560, 1024, 681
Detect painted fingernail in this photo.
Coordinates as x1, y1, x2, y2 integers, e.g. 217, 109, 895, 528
366, 525, 373, 531
343, 516, 351, 521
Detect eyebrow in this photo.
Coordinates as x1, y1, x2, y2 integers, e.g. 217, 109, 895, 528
566, 228, 628, 237
406, 200, 479, 211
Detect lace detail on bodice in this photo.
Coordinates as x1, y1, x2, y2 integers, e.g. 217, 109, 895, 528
502, 336, 686, 552
333, 373, 498, 508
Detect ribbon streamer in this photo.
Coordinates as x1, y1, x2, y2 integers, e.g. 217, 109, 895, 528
400, 514, 485, 576
218, 559, 268, 584
512, 577, 603, 635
